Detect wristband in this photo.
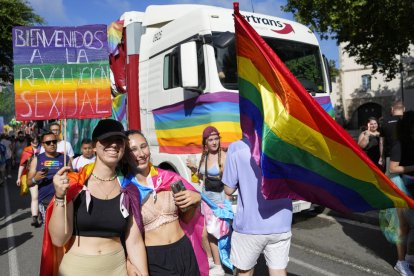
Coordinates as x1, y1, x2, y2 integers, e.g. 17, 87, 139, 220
32, 177, 38, 185
54, 197, 65, 207
55, 194, 65, 200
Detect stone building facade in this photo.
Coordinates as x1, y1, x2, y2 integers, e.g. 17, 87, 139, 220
333, 44, 414, 129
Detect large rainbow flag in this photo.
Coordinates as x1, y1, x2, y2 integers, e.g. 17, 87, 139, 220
12, 25, 112, 121
233, 3, 414, 213
153, 92, 242, 154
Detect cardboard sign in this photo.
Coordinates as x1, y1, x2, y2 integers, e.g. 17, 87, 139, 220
12, 25, 112, 120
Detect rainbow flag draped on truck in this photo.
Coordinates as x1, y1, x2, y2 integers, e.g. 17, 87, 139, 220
153, 92, 242, 154
233, 3, 414, 213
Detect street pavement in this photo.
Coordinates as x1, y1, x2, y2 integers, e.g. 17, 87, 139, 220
0, 167, 400, 276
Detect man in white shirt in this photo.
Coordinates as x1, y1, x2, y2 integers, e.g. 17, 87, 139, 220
40, 122, 74, 164
71, 138, 96, 172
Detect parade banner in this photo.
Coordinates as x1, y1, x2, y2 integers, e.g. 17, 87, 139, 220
233, 2, 414, 212
12, 25, 112, 120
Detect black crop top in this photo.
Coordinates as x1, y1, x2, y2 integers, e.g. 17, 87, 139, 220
73, 190, 128, 237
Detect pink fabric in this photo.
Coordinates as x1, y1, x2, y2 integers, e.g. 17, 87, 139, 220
201, 201, 231, 239
151, 168, 208, 276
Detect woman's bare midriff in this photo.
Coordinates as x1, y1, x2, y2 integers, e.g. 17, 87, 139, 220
144, 220, 185, 246
66, 236, 123, 255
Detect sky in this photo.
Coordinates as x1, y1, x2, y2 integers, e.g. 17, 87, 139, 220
27, 0, 339, 65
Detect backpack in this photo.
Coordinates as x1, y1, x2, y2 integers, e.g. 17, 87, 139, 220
0, 143, 6, 165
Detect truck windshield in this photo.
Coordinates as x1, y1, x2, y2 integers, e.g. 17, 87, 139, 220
213, 32, 325, 94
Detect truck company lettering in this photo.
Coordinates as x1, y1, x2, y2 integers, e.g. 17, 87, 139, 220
241, 13, 294, 34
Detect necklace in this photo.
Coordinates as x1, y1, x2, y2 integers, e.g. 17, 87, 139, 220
94, 179, 119, 200
91, 172, 117, 182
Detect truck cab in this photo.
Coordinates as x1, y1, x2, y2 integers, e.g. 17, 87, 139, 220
120, 5, 332, 213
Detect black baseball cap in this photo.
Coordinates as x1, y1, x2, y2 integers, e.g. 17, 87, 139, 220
92, 119, 127, 141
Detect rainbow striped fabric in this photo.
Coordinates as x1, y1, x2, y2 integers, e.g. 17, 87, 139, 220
152, 92, 242, 153
13, 25, 112, 120
108, 20, 124, 55
233, 3, 414, 212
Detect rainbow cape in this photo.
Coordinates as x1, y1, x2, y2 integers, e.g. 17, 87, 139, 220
152, 92, 242, 153
122, 165, 208, 276
233, 3, 414, 212
39, 163, 142, 276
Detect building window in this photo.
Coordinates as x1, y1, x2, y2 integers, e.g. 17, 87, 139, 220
361, 74, 371, 91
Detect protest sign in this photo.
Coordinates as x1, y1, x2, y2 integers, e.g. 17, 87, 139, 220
12, 25, 112, 120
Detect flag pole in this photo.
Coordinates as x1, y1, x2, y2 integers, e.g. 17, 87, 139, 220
233, 2, 240, 14
63, 118, 67, 234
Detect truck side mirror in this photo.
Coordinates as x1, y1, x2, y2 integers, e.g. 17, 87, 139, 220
180, 41, 199, 89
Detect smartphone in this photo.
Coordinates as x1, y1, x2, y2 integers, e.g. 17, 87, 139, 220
41, 167, 49, 174
171, 180, 186, 194
171, 180, 188, 212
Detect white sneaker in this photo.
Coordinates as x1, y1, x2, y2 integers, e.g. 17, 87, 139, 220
209, 264, 225, 276
395, 260, 414, 276
406, 255, 414, 266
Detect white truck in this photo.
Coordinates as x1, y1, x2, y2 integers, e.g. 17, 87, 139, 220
114, 4, 333, 213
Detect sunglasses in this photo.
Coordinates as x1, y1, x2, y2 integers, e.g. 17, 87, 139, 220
43, 140, 58, 146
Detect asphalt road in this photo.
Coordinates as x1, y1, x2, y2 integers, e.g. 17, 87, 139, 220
0, 168, 404, 276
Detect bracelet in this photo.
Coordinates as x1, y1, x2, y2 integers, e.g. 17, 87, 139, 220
55, 194, 65, 200
54, 197, 65, 207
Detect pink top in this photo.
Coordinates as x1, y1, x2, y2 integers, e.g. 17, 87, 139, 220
141, 190, 178, 231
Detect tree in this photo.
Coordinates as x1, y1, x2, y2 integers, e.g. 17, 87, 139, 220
0, 0, 44, 82
283, 0, 413, 80
329, 60, 339, 80
0, 86, 15, 123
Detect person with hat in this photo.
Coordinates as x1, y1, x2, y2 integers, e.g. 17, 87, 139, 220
187, 126, 230, 275
39, 119, 148, 276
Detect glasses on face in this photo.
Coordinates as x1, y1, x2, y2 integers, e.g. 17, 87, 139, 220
43, 140, 58, 146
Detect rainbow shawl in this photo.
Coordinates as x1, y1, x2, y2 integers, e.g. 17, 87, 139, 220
39, 163, 141, 276
233, 3, 414, 212
200, 194, 233, 270
123, 165, 209, 276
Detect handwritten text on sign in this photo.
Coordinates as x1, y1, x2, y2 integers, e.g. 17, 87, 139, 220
12, 25, 112, 120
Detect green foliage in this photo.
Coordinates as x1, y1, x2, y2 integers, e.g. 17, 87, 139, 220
0, 0, 44, 82
329, 60, 339, 80
283, 0, 413, 80
0, 87, 15, 123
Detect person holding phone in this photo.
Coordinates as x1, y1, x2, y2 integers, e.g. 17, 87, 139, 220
123, 130, 208, 276
27, 131, 71, 224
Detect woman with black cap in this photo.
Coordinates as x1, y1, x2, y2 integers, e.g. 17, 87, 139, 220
40, 119, 148, 276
